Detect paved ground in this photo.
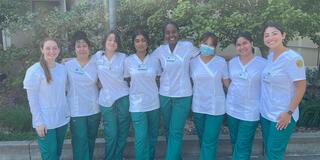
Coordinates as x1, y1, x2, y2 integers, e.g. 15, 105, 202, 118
2, 133, 320, 160
125, 155, 320, 160
284, 155, 320, 160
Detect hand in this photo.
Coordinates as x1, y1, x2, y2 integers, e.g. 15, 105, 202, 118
35, 125, 47, 137
276, 112, 291, 130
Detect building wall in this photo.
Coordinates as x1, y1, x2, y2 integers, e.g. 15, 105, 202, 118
288, 37, 319, 67
220, 37, 319, 67
3, 0, 66, 48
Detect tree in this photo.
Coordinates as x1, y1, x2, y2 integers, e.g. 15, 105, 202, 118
1, 0, 320, 107
147, 0, 320, 99
0, 0, 30, 30
147, 0, 319, 57
290, 0, 320, 98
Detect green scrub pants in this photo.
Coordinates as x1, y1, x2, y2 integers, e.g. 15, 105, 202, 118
227, 115, 258, 160
159, 95, 192, 160
260, 116, 296, 160
70, 113, 101, 160
193, 112, 224, 160
36, 123, 68, 160
131, 109, 160, 160
100, 96, 130, 160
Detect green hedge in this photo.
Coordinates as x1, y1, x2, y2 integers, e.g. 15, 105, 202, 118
297, 100, 320, 128
0, 105, 32, 132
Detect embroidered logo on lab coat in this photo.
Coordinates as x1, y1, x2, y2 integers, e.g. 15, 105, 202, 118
295, 59, 303, 68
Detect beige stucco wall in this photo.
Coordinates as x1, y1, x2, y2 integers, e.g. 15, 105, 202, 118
287, 37, 319, 67
218, 37, 319, 67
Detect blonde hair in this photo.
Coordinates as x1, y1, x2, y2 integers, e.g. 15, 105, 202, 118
39, 38, 59, 83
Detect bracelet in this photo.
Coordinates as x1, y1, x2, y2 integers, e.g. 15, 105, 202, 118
287, 110, 293, 116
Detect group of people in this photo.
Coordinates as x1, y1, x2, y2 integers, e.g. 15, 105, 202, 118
23, 21, 306, 160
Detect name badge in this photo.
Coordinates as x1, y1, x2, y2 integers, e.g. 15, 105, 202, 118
74, 68, 85, 75
138, 64, 148, 70
262, 72, 271, 83
239, 71, 248, 80
166, 55, 176, 62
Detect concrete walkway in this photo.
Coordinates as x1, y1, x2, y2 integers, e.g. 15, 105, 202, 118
0, 132, 320, 160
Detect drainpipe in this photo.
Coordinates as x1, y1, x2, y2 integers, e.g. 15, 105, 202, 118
317, 45, 320, 69
108, 0, 116, 30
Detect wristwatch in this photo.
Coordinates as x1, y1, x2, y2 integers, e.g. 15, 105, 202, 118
287, 110, 293, 116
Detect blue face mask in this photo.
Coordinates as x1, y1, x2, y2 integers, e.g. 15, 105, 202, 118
200, 44, 215, 56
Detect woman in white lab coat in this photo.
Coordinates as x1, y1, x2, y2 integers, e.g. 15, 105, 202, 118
191, 32, 229, 160
23, 38, 69, 160
94, 31, 130, 160
65, 31, 100, 160
226, 32, 266, 160
124, 30, 160, 160
152, 21, 199, 160
260, 22, 306, 160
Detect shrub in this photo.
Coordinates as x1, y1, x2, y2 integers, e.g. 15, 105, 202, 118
298, 68, 320, 128
297, 100, 320, 128
0, 132, 34, 141
303, 68, 320, 100
0, 105, 32, 132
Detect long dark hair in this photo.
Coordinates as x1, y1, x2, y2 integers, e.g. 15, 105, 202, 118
234, 32, 255, 54
101, 30, 121, 52
262, 21, 285, 35
39, 38, 59, 83
132, 29, 150, 53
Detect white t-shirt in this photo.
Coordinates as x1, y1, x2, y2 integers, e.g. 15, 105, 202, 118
260, 49, 306, 122
124, 54, 160, 112
23, 62, 70, 129
191, 55, 229, 115
65, 58, 99, 117
94, 51, 129, 107
152, 41, 199, 97
226, 56, 267, 121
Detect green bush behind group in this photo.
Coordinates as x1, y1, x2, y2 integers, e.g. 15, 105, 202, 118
0, 0, 319, 140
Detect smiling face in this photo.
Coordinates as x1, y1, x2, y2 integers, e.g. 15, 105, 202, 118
75, 40, 89, 59
105, 33, 118, 53
134, 34, 148, 54
164, 23, 179, 45
41, 40, 60, 63
263, 27, 286, 50
235, 37, 253, 56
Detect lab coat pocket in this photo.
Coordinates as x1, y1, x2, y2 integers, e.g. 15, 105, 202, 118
130, 94, 143, 106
